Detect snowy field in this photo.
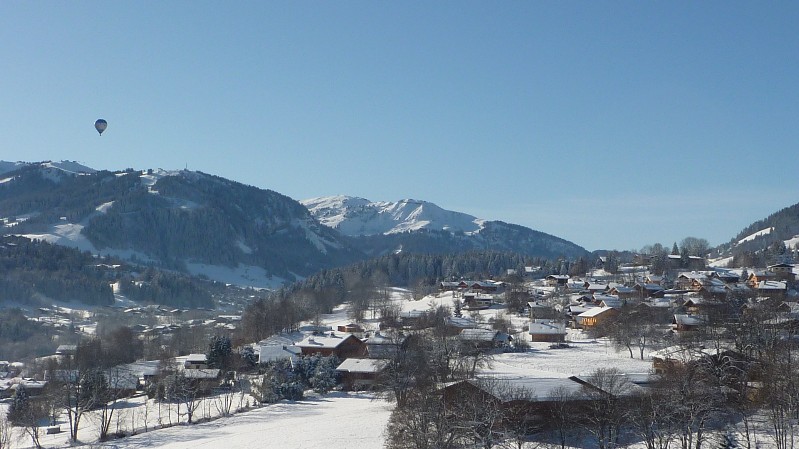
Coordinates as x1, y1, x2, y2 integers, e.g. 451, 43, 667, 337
95, 393, 391, 449
3, 392, 391, 449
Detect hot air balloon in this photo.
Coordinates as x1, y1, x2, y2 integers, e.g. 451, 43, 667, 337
95, 119, 108, 135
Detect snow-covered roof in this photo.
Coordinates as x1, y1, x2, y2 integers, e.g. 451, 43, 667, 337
184, 353, 207, 363
528, 319, 567, 335
598, 297, 623, 309
259, 345, 301, 364
651, 345, 714, 362
673, 314, 706, 326
258, 334, 299, 347
567, 304, 596, 315
336, 358, 388, 374
468, 377, 589, 402
678, 272, 708, 281
297, 332, 361, 349
445, 316, 478, 329
758, 280, 787, 290
105, 369, 140, 390
577, 306, 615, 318
459, 328, 499, 342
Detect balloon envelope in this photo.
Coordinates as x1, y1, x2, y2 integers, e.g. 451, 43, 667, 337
95, 119, 107, 135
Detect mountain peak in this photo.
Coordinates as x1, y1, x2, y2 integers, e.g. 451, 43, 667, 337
301, 196, 484, 236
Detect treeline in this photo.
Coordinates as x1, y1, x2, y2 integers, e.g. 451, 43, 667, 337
117, 268, 214, 309
0, 236, 113, 306
299, 251, 544, 291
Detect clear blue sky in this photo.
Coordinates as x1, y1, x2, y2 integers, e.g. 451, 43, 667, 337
2, 2, 798, 251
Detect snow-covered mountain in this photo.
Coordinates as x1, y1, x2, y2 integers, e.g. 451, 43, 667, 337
301, 195, 485, 236
0, 161, 590, 290
303, 195, 589, 259
0, 162, 360, 287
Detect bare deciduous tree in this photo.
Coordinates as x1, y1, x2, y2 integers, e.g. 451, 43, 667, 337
577, 368, 632, 449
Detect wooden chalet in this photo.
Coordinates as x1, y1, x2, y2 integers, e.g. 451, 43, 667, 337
364, 331, 407, 359
337, 323, 364, 333
635, 283, 665, 297
697, 278, 729, 300
440, 375, 644, 432
710, 270, 741, 284
545, 275, 570, 287
528, 319, 567, 342
644, 275, 663, 285
440, 281, 469, 291
183, 354, 209, 369
725, 282, 753, 299
756, 280, 788, 300
747, 270, 777, 288
584, 282, 609, 294
470, 281, 505, 292
682, 297, 726, 320
608, 285, 637, 299
459, 328, 512, 349
769, 263, 796, 281
462, 293, 493, 310
1, 380, 47, 399
182, 368, 222, 394
672, 314, 706, 332
336, 358, 388, 390
596, 295, 623, 309
296, 332, 367, 359
575, 306, 619, 329
676, 272, 712, 291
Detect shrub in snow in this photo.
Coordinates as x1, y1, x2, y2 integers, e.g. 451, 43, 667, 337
279, 381, 304, 401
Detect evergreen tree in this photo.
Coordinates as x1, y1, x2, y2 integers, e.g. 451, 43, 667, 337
206, 335, 233, 370
311, 356, 339, 394
7, 384, 45, 448
7, 384, 31, 424
240, 345, 258, 370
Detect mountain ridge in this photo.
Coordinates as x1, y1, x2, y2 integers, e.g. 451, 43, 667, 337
0, 161, 590, 287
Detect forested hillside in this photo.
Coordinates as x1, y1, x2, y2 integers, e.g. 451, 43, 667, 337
715, 201, 799, 266
0, 236, 113, 305
0, 236, 235, 309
